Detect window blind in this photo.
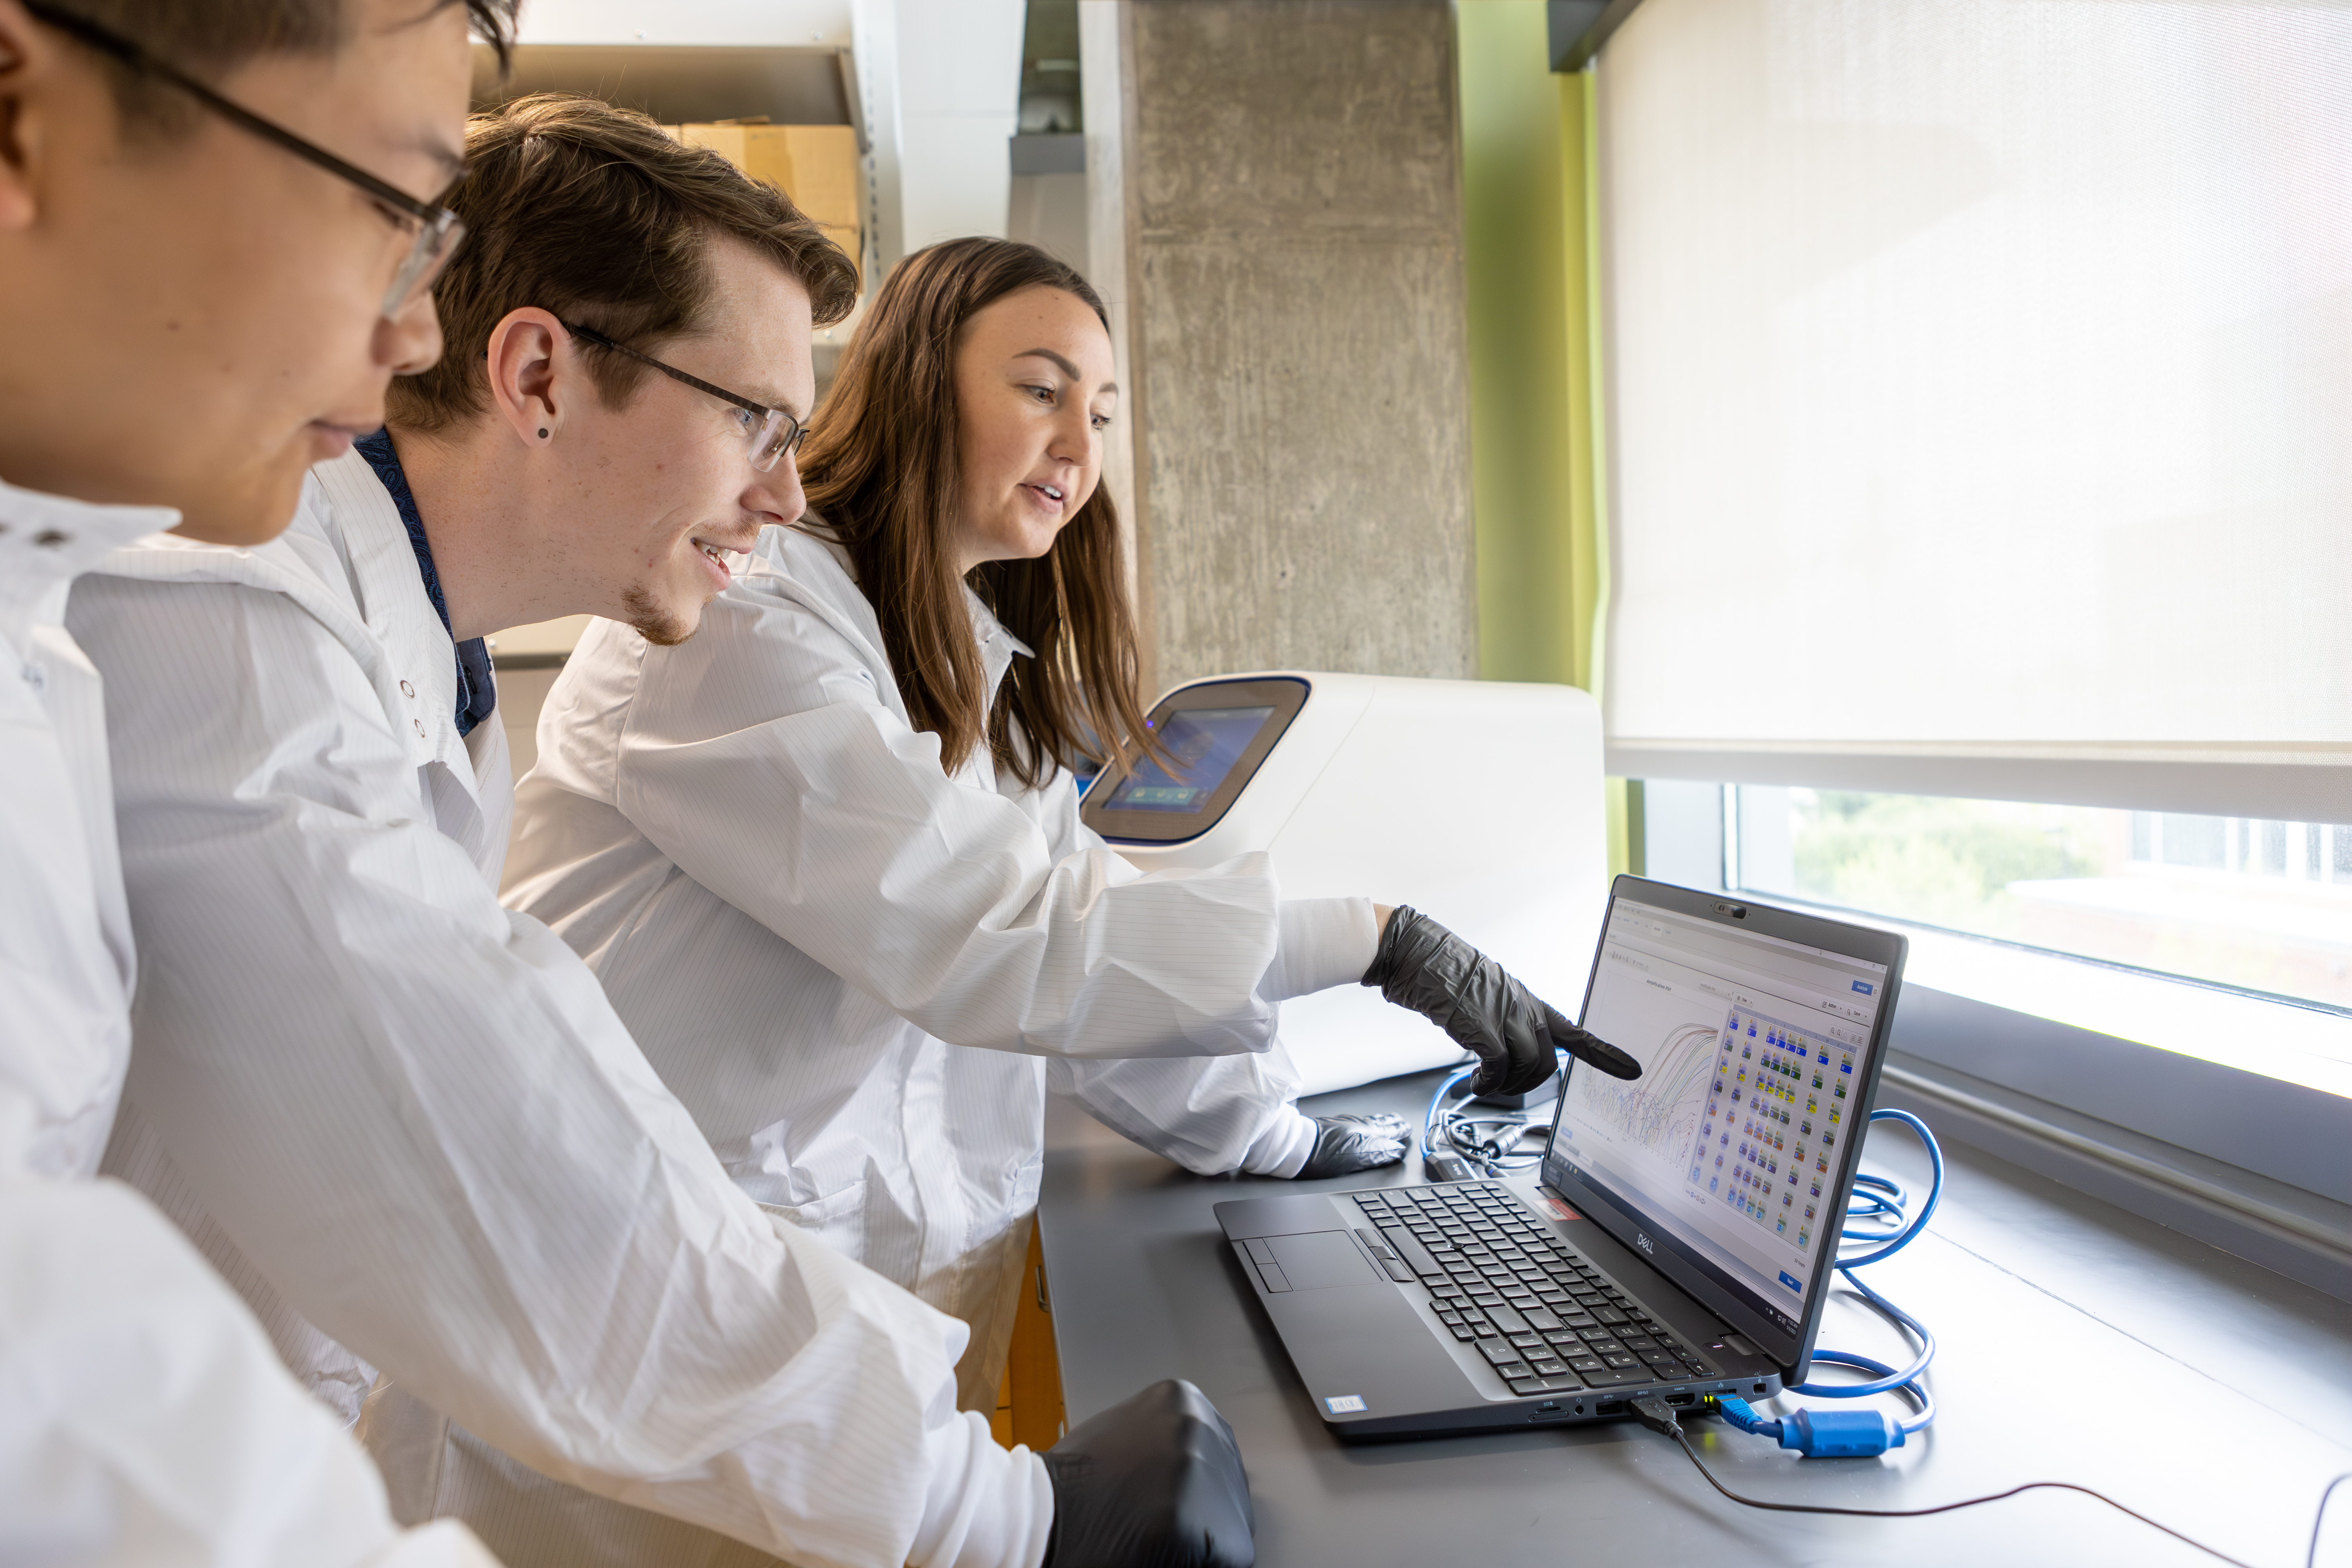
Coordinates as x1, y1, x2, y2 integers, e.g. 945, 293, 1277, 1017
1596, 0, 2352, 818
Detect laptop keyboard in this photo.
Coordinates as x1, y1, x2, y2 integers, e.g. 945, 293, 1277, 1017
1348, 1183, 1717, 1398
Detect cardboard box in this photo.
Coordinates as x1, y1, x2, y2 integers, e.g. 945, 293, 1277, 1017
672, 122, 864, 283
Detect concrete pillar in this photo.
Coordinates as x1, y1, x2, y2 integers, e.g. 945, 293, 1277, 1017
1104, 0, 1477, 695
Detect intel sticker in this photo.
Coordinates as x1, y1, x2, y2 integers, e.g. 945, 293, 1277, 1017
1324, 1395, 1367, 1414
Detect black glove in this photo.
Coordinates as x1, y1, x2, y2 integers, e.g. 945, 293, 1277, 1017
1040, 1379, 1255, 1568
1361, 906, 1643, 1097
1295, 1112, 1411, 1180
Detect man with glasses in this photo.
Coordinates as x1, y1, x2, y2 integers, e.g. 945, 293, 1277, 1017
68, 91, 1255, 1568
0, 0, 511, 1561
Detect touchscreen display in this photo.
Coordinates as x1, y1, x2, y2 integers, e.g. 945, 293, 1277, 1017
1548, 897, 1887, 1332
1094, 706, 1276, 814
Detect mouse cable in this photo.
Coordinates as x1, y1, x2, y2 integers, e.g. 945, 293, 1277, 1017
2311, 1473, 2352, 1568
1628, 1393, 2268, 1568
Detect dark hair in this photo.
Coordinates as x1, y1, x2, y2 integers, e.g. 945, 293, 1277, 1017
53, 0, 518, 131
386, 93, 861, 435
800, 236, 1165, 790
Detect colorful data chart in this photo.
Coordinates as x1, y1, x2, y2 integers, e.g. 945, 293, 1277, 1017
1691, 1007, 1856, 1252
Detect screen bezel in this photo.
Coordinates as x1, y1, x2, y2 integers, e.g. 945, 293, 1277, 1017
1539, 876, 1908, 1382
1081, 676, 1311, 844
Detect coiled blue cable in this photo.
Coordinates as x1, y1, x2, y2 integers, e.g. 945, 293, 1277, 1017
1769, 1107, 1942, 1439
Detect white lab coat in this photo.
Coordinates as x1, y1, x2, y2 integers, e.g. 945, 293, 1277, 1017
505, 524, 1374, 1407
0, 475, 493, 1568
66, 451, 1052, 1568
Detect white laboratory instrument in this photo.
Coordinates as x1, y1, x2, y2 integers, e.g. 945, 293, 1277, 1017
1082, 672, 1609, 1096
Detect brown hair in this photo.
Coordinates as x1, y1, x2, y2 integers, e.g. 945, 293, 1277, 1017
801, 237, 1163, 789
387, 93, 859, 434
45, 0, 517, 132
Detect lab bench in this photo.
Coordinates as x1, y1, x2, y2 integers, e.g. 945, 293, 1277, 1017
1033, 1068, 2352, 1567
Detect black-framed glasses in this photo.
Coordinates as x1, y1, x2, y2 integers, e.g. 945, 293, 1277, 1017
562, 321, 809, 474
24, 1, 466, 319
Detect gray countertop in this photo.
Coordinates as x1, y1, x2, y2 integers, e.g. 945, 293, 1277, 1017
1036, 1069, 2352, 1568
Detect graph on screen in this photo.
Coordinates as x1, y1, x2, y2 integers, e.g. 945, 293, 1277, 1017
1565, 1019, 1720, 1167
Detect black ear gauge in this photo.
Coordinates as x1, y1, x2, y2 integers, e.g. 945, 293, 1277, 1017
537, 428, 550, 439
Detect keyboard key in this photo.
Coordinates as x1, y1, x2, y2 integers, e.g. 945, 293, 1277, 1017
1484, 1304, 1529, 1334
1579, 1365, 1641, 1387
1602, 1353, 1642, 1370
1565, 1355, 1606, 1373
1449, 1326, 1479, 1341
1474, 1324, 1500, 1338
1617, 1335, 1656, 1350
1594, 1307, 1630, 1326
1479, 1341, 1523, 1365
1531, 1359, 1568, 1376
1640, 1350, 1677, 1367
1522, 1307, 1563, 1331
1508, 1334, 1544, 1352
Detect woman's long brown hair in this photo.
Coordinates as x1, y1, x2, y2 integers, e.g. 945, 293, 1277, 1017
799, 237, 1163, 789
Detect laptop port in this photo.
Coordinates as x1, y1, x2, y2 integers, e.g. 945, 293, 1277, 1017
1752, 1383, 1769, 1395
1596, 1399, 1626, 1416
1665, 1394, 1695, 1408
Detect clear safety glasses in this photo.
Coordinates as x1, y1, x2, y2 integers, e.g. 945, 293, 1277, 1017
25, 2, 467, 320
561, 322, 809, 474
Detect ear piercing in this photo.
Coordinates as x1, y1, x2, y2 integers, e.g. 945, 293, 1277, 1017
538, 428, 550, 439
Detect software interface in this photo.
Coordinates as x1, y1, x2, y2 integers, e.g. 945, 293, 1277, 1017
1095, 706, 1275, 813
1549, 898, 1887, 1330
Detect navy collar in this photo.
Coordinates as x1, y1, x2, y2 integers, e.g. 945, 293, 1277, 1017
355, 428, 497, 738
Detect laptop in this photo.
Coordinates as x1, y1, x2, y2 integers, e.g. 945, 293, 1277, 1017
1215, 875, 1907, 1437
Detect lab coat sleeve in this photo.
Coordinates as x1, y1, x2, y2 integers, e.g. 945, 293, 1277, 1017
1036, 797, 1359, 1177
66, 573, 1049, 1568
598, 590, 1288, 1061
0, 1172, 501, 1568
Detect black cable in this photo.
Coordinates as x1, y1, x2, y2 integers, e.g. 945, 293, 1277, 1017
2311, 1473, 2352, 1568
1630, 1396, 2264, 1568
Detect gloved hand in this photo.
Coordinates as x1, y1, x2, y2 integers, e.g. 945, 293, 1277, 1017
1040, 1379, 1254, 1568
1361, 906, 1643, 1097
1294, 1112, 1411, 1180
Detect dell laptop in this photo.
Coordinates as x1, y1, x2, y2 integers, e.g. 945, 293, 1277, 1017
1215, 876, 1907, 1436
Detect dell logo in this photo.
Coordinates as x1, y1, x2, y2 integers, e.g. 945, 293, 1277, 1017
1636, 1232, 1655, 1256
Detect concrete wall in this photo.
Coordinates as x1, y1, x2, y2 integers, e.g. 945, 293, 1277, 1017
1113, 0, 1477, 695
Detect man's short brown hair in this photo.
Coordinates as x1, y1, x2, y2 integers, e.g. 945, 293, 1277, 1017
388, 93, 860, 434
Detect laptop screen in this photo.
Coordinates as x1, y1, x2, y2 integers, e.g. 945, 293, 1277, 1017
1545, 891, 1891, 1344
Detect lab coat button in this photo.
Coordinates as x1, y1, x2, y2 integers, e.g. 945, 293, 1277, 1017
414, 719, 426, 737
401, 680, 416, 697
33, 530, 68, 547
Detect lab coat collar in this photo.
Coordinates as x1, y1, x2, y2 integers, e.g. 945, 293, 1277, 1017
0, 475, 177, 650
354, 430, 497, 738
780, 518, 1033, 704
963, 584, 1034, 698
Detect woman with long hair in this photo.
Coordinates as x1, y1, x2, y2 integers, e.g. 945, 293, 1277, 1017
506, 238, 1617, 1415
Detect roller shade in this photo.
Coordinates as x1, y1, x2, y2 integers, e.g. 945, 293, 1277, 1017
1596, 0, 2352, 819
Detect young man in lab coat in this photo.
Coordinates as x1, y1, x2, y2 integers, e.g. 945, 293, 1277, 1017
66, 91, 1254, 1568
0, 0, 506, 1561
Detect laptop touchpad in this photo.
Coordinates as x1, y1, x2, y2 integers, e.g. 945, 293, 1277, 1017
1265, 1230, 1386, 1289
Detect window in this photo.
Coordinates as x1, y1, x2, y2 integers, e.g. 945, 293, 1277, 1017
1731, 787, 2352, 1013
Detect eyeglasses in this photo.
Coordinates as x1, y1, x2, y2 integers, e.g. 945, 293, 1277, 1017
24, 1, 466, 320
561, 321, 809, 474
